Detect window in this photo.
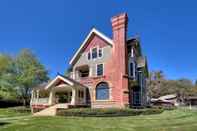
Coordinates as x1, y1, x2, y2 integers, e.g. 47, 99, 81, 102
129, 62, 134, 77
133, 92, 141, 105
131, 48, 134, 57
92, 48, 97, 59
88, 52, 91, 60
96, 82, 109, 100
78, 65, 89, 78
97, 64, 103, 76
98, 48, 102, 57
138, 71, 143, 87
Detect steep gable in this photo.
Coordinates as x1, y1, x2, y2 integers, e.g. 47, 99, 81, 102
69, 28, 113, 65
84, 34, 111, 52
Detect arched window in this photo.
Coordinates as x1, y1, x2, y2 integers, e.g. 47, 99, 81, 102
96, 82, 109, 100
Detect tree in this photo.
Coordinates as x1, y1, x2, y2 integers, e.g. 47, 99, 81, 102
147, 71, 195, 99
64, 66, 72, 77
0, 54, 16, 99
14, 49, 49, 105
195, 80, 197, 86
147, 70, 166, 98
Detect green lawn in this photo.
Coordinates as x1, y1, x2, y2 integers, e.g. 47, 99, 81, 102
0, 108, 197, 131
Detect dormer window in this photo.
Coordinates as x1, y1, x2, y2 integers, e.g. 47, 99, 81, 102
98, 48, 103, 57
92, 48, 97, 59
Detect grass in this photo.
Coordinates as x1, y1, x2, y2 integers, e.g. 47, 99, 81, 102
0, 108, 30, 118
0, 108, 197, 131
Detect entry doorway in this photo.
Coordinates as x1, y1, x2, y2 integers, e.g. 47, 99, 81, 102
55, 92, 72, 104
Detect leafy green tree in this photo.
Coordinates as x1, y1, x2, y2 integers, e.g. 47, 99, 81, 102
148, 71, 195, 100
64, 66, 72, 77
14, 49, 49, 105
0, 54, 16, 99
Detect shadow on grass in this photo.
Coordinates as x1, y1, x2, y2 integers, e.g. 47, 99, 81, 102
0, 122, 10, 126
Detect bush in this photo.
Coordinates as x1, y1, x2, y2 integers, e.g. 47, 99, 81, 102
10, 106, 31, 113
0, 99, 23, 108
57, 108, 164, 117
151, 105, 177, 110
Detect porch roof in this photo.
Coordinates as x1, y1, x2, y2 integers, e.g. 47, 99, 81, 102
33, 74, 87, 91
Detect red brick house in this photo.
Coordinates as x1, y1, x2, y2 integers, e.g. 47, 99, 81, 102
31, 13, 149, 115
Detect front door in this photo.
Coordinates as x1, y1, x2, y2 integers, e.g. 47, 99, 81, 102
56, 92, 72, 103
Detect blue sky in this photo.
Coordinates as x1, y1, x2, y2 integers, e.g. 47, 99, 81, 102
0, 0, 196, 81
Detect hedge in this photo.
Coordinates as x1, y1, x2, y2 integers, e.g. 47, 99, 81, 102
9, 106, 31, 113
57, 108, 164, 117
0, 99, 23, 108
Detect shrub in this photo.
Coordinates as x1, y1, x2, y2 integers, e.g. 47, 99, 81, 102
10, 106, 31, 113
152, 105, 177, 110
0, 99, 23, 108
57, 108, 164, 117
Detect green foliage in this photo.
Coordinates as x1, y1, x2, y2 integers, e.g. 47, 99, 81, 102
0, 54, 16, 100
195, 80, 197, 86
0, 49, 49, 105
14, 49, 49, 105
148, 70, 196, 100
57, 108, 164, 117
10, 106, 31, 113
64, 66, 72, 77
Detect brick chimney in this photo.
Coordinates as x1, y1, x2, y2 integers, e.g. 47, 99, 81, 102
111, 13, 129, 107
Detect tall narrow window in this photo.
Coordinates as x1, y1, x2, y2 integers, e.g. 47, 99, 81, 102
138, 71, 143, 87
98, 48, 102, 57
92, 48, 97, 59
88, 52, 91, 60
129, 62, 134, 77
97, 64, 103, 76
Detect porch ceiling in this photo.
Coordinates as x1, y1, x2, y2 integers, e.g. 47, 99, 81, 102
52, 84, 73, 92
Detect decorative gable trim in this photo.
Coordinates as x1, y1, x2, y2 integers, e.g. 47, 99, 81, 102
45, 75, 74, 89
69, 28, 113, 65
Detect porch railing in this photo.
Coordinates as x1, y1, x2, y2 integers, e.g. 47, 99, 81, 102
31, 98, 49, 105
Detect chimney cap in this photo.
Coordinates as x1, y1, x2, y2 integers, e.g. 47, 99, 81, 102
111, 13, 128, 22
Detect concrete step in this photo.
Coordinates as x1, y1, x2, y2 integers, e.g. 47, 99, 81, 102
33, 104, 69, 116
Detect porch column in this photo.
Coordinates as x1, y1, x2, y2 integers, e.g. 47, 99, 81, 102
36, 90, 40, 104
48, 90, 54, 105
30, 90, 34, 104
71, 89, 76, 105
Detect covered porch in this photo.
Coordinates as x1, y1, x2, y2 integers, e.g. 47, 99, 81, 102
31, 75, 88, 110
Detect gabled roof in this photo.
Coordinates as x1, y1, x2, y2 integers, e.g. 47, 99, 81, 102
69, 28, 114, 65
45, 75, 74, 89
44, 74, 87, 90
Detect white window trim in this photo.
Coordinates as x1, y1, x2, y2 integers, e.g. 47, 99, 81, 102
89, 67, 92, 77
96, 63, 104, 77
69, 28, 113, 65
91, 47, 98, 60
98, 48, 103, 58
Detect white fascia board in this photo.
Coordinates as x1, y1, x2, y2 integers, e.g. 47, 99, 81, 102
45, 75, 74, 89
69, 28, 113, 65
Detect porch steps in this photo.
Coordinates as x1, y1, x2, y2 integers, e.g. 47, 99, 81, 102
33, 104, 69, 116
